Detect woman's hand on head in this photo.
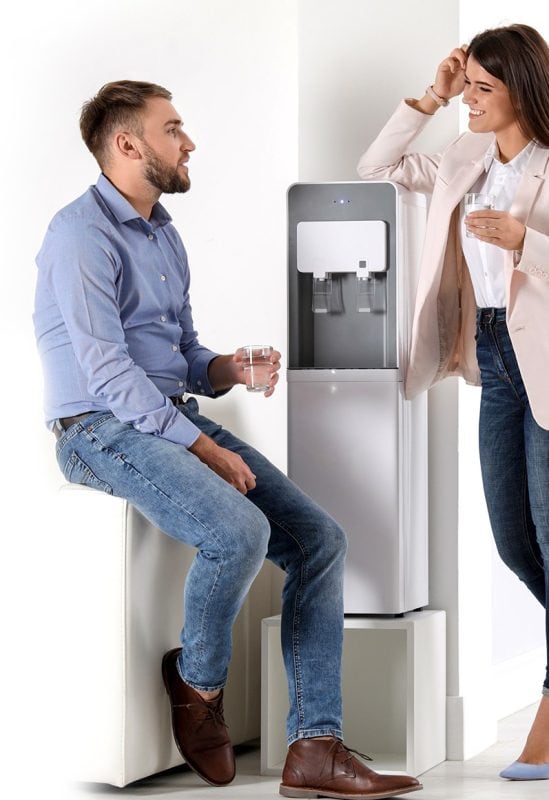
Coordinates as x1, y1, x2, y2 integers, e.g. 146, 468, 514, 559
433, 46, 468, 100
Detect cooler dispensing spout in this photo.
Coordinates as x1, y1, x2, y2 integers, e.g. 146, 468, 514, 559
312, 274, 333, 314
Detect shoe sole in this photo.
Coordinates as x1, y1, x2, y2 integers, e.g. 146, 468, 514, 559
279, 782, 423, 799
161, 650, 236, 787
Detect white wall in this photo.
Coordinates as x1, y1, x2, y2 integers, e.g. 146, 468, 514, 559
0, 1, 296, 796
298, 0, 460, 180
295, 0, 464, 738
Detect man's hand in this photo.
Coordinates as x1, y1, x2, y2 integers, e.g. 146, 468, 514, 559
208, 348, 281, 397
465, 210, 526, 251
189, 433, 256, 494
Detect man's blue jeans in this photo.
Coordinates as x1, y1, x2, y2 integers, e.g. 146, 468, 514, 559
476, 308, 549, 694
55, 397, 346, 742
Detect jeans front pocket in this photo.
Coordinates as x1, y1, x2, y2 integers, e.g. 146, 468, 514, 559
62, 450, 113, 495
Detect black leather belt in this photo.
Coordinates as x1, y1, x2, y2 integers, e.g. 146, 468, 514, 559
169, 394, 187, 406
54, 396, 187, 440
53, 412, 94, 439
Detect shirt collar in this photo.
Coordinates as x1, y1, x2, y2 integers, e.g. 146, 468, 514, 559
95, 173, 172, 228
483, 139, 536, 174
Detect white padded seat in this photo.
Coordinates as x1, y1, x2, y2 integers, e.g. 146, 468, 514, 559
56, 484, 274, 787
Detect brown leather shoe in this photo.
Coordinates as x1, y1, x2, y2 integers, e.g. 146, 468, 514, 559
162, 648, 235, 786
280, 737, 422, 799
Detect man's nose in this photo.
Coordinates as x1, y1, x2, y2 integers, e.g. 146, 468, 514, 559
181, 134, 196, 152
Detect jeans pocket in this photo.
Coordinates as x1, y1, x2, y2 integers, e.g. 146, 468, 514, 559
62, 451, 113, 495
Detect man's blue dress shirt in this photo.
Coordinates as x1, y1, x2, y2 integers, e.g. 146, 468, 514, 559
33, 174, 220, 448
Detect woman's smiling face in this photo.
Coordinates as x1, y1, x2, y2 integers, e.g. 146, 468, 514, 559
462, 55, 520, 139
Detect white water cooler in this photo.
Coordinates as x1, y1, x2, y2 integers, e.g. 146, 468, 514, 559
287, 181, 428, 614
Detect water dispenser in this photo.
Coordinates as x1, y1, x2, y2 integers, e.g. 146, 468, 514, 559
287, 181, 428, 614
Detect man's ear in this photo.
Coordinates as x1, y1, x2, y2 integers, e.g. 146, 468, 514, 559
113, 131, 142, 160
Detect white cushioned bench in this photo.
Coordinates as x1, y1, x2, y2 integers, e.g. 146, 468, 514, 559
56, 484, 274, 787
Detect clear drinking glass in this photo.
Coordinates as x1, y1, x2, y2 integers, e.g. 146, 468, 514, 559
464, 193, 495, 238
237, 345, 273, 392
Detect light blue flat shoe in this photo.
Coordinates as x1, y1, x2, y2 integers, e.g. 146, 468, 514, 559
500, 760, 549, 780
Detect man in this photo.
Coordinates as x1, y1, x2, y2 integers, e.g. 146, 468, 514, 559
33, 80, 421, 799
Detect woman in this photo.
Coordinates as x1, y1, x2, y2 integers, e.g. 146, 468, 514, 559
358, 24, 549, 781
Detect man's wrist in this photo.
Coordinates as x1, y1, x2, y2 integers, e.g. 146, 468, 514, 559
189, 432, 216, 457
208, 354, 239, 392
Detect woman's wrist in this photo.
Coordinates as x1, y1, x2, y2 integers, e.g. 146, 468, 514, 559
426, 85, 450, 107
408, 93, 441, 116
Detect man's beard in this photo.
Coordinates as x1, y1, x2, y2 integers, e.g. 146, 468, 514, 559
142, 142, 190, 194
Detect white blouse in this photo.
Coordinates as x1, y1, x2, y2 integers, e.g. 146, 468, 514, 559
460, 140, 535, 308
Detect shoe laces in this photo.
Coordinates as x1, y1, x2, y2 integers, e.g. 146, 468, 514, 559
335, 740, 373, 763
174, 700, 229, 731
198, 701, 228, 731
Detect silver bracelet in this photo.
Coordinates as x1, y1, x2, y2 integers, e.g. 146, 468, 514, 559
425, 85, 449, 107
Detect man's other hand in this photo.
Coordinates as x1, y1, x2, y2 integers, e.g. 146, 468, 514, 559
189, 433, 256, 494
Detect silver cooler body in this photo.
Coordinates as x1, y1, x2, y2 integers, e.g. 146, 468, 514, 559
287, 181, 428, 614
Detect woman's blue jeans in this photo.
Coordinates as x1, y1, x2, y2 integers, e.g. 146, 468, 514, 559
55, 397, 346, 743
476, 307, 549, 694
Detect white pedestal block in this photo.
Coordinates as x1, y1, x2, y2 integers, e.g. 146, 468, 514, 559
261, 610, 446, 777
55, 485, 273, 787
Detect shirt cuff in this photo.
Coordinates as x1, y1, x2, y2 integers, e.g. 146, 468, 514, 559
160, 409, 202, 449
186, 351, 220, 396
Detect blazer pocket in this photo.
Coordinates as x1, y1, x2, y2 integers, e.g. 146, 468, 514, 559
63, 451, 113, 495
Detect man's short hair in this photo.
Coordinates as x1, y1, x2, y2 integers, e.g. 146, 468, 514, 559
80, 80, 172, 168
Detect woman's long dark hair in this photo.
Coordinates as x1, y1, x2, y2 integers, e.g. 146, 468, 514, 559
468, 24, 549, 147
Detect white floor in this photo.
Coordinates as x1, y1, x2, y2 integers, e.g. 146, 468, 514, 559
67, 704, 544, 799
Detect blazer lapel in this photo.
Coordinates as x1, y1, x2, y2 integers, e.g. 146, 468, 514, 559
448, 158, 486, 207
439, 134, 494, 210
509, 145, 548, 222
